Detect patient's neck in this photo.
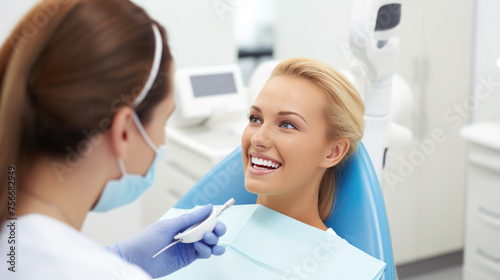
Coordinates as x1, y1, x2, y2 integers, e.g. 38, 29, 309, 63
256, 191, 328, 231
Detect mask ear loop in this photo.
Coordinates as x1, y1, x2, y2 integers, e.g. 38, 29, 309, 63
117, 158, 128, 177
132, 112, 159, 152
116, 114, 158, 177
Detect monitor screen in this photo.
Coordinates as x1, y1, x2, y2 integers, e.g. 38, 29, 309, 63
190, 73, 237, 97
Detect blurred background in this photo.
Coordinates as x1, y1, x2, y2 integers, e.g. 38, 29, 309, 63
2, 0, 499, 279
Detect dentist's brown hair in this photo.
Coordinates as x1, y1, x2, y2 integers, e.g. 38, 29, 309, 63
0, 0, 173, 224
270, 57, 365, 221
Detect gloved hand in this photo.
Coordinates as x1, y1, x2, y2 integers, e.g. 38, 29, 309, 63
106, 204, 227, 278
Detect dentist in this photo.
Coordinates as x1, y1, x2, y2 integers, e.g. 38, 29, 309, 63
0, 0, 225, 279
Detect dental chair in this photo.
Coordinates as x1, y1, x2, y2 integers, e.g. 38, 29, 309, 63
174, 142, 396, 280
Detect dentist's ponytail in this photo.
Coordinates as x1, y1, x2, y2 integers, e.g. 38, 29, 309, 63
0, 0, 173, 225
0, 0, 81, 226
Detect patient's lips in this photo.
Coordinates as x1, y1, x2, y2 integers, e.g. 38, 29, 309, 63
249, 153, 282, 175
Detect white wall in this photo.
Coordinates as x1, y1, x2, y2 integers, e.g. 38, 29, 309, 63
388, 0, 473, 264
234, 0, 275, 49
274, 0, 353, 70
132, 0, 237, 69
0, 0, 237, 69
471, 0, 500, 123
0, 0, 40, 45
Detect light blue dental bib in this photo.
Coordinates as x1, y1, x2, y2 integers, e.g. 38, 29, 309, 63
161, 204, 386, 280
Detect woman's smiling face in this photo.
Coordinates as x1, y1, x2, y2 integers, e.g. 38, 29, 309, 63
242, 75, 336, 197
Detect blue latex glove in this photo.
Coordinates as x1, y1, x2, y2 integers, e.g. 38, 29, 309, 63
106, 204, 227, 278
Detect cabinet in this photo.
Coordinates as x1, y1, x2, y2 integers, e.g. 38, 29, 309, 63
461, 122, 500, 279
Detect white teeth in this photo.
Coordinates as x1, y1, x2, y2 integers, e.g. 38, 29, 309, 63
251, 156, 281, 169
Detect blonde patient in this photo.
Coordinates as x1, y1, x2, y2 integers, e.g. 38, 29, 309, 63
242, 57, 365, 229
162, 57, 378, 280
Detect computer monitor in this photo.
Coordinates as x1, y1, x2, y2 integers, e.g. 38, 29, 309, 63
174, 64, 246, 120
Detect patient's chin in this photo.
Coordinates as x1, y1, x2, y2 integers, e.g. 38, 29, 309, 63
244, 180, 279, 196
244, 179, 270, 195
244, 182, 261, 195
243, 168, 284, 195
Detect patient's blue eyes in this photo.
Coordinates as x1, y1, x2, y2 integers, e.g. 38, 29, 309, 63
249, 115, 262, 124
280, 121, 297, 129
248, 115, 297, 130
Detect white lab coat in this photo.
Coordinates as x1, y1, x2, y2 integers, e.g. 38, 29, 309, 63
0, 214, 151, 280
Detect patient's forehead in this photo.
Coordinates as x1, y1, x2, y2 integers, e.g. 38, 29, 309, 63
255, 75, 327, 121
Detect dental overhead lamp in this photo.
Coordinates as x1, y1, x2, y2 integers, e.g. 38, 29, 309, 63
350, 0, 413, 179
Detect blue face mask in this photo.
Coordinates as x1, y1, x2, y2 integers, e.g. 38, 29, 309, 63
92, 113, 166, 212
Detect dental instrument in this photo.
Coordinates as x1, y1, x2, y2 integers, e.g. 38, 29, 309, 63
152, 198, 235, 259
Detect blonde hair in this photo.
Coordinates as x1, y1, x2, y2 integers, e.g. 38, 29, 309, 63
270, 57, 365, 221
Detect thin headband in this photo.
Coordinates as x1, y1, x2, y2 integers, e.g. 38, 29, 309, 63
133, 24, 163, 107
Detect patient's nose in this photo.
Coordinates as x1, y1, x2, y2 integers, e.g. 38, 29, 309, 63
251, 125, 273, 149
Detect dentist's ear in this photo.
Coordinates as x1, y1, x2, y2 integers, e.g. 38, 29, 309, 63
320, 138, 350, 168
109, 107, 135, 160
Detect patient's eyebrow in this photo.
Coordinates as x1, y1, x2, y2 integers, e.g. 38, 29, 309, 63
250, 105, 261, 113
251, 106, 308, 124
278, 111, 308, 124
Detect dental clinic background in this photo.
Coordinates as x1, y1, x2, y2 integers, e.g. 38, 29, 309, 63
1, 0, 499, 279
